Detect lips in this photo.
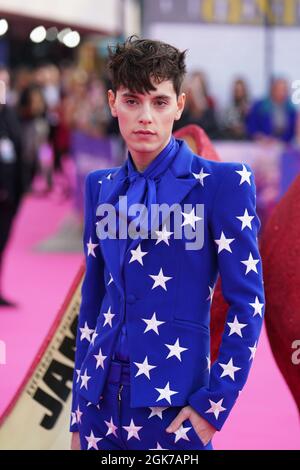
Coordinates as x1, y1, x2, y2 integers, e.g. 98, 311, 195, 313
134, 130, 156, 135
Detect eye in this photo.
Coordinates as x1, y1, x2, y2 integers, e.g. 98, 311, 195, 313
155, 100, 168, 107
126, 99, 138, 105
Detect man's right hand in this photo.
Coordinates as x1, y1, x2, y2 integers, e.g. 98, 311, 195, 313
71, 432, 81, 450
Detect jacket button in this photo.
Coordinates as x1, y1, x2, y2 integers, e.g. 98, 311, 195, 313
126, 294, 136, 304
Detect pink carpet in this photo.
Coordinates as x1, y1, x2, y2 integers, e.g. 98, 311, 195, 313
0, 175, 299, 449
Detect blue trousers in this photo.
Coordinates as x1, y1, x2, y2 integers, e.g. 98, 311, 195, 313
77, 359, 213, 451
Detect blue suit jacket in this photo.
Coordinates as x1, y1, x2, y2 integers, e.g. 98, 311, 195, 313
70, 140, 265, 433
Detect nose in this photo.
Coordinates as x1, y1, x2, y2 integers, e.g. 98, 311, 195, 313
138, 103, 152, 125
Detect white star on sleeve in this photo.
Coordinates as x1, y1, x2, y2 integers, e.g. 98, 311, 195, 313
236, 208, 254, 230
181, 208, 202, 230
249, 296, 264, 317
173, 424, 192, 442
155, 382, 178, 404
134, 356, 157, 379
214, 231, 235, 253
122, 419, 143, 441
227, 315, 248, 337
71, 411, 77, 426
249, 341, 258, 360
149, 268, 172, 291
85, 430, 102, 450
94, 348, 107, 369
103, 306, 115, 327
79, 321, 94, 342
142, 312, 165, 335
205, 398, 226, 420
192, 168, 211, 186
241, 252, 260, 274
75, 405, 83, 424
165, 338, 188, 361
80, 369, 91, 389
219, 358, 241, 381
129, 244, 148, 265
235, 164, 252, 185
87, 237, 98, 257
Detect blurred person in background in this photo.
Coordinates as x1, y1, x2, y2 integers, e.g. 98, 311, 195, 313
0, 66, 24, 307
221, 78, 250, 140
18, 83, 51, 194
173, 70, 219, 138
246, 77, 297, 143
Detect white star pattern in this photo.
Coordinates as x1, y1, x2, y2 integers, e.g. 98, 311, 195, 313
236, 164, 252, 185
94, 348, 107, 369
129, 244, 148, 265
148, 407, 169, 419
241, 252, 259, 274
165, 338, 188, 361
134, 356, 157, 379
173, 424, 192, 443
86, 237, 98, 257
149, 442, 168, 450
155, 382, 178, 404
107, 273, 114, 285
249, 296, 264, 317
71, 412, 77, 426
149, 268, 172, 291
236, 208, 254, 230
142, 312, 166, 335
193, 168, 211, 186
214, 231, 235, 253
155, 225, 173, 245
80, 369, 91, 390
205, 398, 227, 420
227, 315, 248, 337
122, 419, 143, 441
249, 341, 258, 360
79, 322, 94, 342
85, 430, 102, 450
90, 330, 98, 346
207, 285, 215, 302
103, 306, 115, 327
219, 358, 241, 381
181, 208, 202, 230
75, 405, 83, 424
105, 417, 118, 437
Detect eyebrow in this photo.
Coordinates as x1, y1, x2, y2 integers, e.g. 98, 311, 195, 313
121, 92, 172, 101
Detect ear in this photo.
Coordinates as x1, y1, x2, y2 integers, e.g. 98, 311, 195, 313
107, 89, 118, 117
174, 92, 186, 121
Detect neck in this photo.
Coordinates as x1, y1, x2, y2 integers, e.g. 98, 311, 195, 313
129, 136, 171, 173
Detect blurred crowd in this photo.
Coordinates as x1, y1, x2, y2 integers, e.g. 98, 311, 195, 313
0, 61, 300, 307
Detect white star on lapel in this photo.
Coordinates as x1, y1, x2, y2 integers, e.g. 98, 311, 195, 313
193, 168, 211, 186
219, 358, 241, 381
134, 356, 157, 379
227, 315, 248, 337
249, 341, 258, 361
181, 208, 202, 230
241, 252, 259, 274
173, 424, 192, 442
103, 306, 115, 327
149, 268, 173, 291
142, 312, 166, 335
165, 338, 188, 361
79, 321, 94, 342
105, 417, 118, 437
214, 231, 235, 253
235, 164, 252, 185
148, 407, 169, 419
87, 237, 98, 257
129, 244, 148, 265
249, 296, 264, 317
236, 208, 254, 230
155, 382, 178, 404
122, 419, 143, 440
85, 430, 102, 450
205, 398, 226, 420
155, 224, 173, 245
80, 369, 91, 389
94, 348, 107, 369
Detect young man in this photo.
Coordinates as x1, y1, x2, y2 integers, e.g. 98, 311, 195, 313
70, 37, 265, 450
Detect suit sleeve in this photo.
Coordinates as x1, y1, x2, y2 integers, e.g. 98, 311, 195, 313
188, 163, 265, 431
69, 172, 106, 432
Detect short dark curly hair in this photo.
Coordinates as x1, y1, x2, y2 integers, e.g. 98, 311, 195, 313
107, 36, 187, 97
